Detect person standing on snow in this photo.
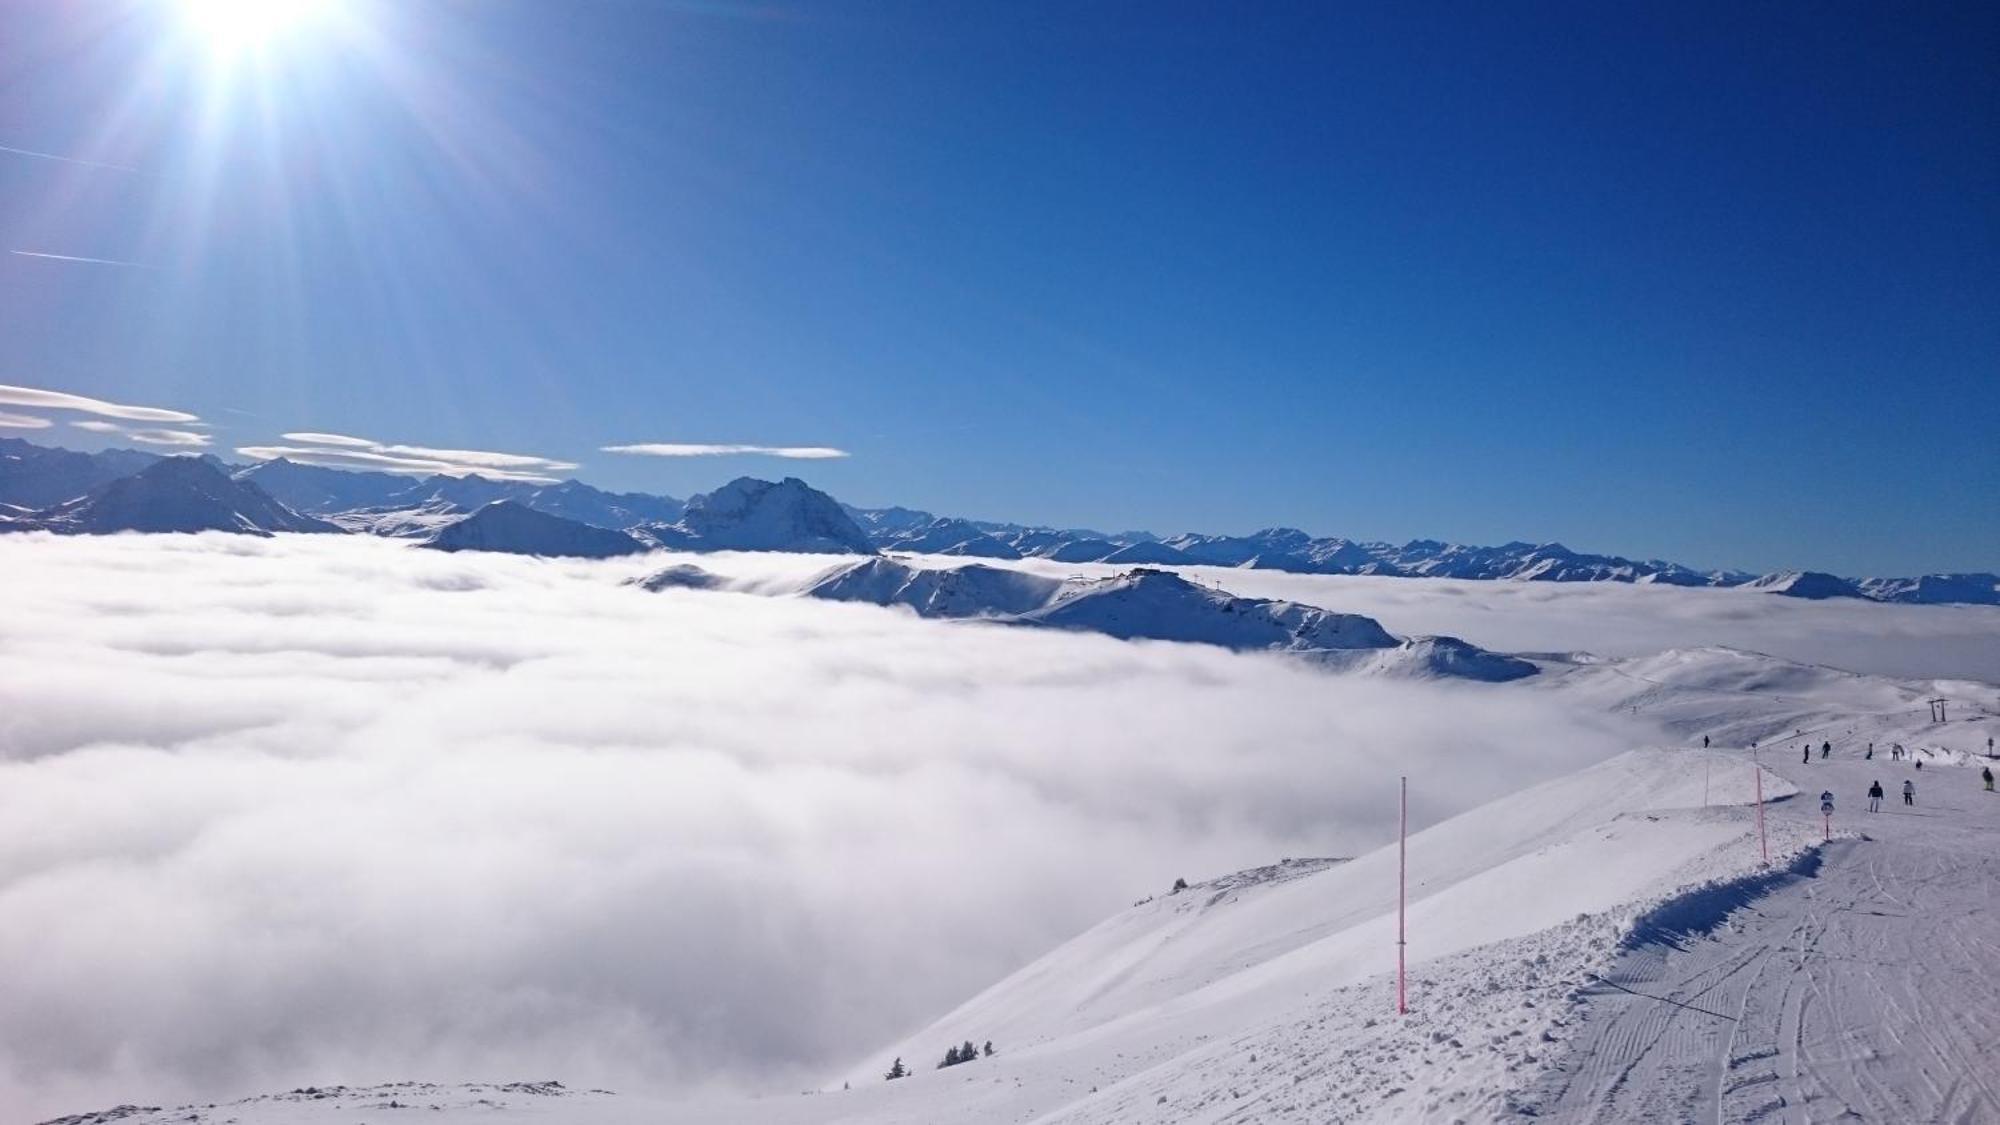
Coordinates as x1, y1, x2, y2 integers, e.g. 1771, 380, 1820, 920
1803, 743, 1812, 764
1703, 735, 1710, 749
1903, 779, 1916, 806
1983, 766, 1994, 792
1866, 743, 1874, 760
1868, 781, 1884, 812
1821, 740, 1831, 759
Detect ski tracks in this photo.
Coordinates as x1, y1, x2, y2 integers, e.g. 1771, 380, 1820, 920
1528, 831, 2000, 1124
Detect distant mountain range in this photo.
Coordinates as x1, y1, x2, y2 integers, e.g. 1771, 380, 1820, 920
644, 556, 1541, 681
1, 436, 1993, 604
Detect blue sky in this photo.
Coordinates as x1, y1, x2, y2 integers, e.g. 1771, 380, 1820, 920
1, 1, 1994, 574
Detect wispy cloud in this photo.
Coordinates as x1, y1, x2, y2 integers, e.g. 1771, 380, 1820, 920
70, 420, 214, 447
241, 432, 579, 483
0, 142, 138, 173
278, 431, 379, 449
603, 442, 850, 460
0, 411, 52, 429
10, 249, 153, 269
0, 383, 198, 423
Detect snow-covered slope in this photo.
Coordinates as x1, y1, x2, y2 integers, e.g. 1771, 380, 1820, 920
326, 499, 468, 539
877, 517, 1022, 558
422, 500, 649, 558
766, 559, 1540, 679
233, 457, 411, 513
645, 477, 875, 554
0, 436, 161, 509
1743, 569, 1864, 599
1019, 568, 1400, 654
1856, 571, 2000, 605
804, 557, 1061, 617
3, 457, 338, 536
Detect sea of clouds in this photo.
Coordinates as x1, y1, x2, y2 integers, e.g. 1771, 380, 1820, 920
9, 532, 1985, 1119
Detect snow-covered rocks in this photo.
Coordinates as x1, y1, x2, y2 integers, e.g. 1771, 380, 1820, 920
1019, 568, 1400, 654
2, 456, 338, 537
645, 477, 876, 555
1744, 569, 1864, 599
422, 500, 649, 558
804, 557, 1060, 617
876, 517, 1023, 558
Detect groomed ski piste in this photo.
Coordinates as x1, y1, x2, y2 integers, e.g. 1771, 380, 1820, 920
46, 635, 2000, 1125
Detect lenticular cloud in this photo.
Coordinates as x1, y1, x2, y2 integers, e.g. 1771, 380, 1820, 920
0, 534, 1642, 1119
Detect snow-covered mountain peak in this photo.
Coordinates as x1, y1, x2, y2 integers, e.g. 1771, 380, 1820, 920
651, 476, 875, 555
9, 456, 337, 537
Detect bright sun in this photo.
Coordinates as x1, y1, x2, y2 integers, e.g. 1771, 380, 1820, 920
179, 0, 333, 57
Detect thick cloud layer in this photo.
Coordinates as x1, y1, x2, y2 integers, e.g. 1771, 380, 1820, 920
995, 559, 2000, 685
0, 535, 1648, 1118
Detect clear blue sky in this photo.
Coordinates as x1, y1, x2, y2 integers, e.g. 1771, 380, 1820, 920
2, 1, 1994, 575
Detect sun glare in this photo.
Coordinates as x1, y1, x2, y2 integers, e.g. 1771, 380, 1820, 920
178, 0, 332, 57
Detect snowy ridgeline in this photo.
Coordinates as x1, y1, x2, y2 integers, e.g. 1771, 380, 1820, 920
47, 644, 2000, 1125
3, 436, 1994, 602
636, 556, 1541, 682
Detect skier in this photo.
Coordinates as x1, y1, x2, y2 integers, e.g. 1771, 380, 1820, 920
1903, 779, 1915, 806
1867, 780, 1884, 813
1702, 735, 1710, 749
1866, 743, 1874, 760
1915, 759, 1923, 771
1821, 740, 1831, 759
1984, 767, 1994, 792
1803, 743, 1811, 764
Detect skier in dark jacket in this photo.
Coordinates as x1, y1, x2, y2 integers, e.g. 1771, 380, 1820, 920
1867, 781, 1884, 812
1803, 743, 1812, 764
1821, 740, 1831, 759
1984, 767, 1994, 792
1903, 779, 1915, 806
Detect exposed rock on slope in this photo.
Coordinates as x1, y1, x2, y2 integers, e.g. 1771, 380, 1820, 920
643, 477, 875, 554
3, 457, 338, 536
805, 558, 1061, 618
422, 501, 648, 558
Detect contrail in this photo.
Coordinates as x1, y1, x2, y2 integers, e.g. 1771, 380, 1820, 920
10, 250, 153, 269
0, 143, 137, 172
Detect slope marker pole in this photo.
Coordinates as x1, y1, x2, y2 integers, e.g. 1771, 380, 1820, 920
1753, 766, 1769, 864
1397, 775, 1408, 1016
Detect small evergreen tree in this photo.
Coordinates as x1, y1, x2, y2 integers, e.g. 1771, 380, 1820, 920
939, 1045, 962, 1068
1171, 877, 1189, 893
961, 1040, 978, 1064
885, 1057, 907, 1081
983, 1040, 994, 1057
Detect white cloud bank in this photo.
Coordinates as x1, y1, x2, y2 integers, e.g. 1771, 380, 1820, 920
0, 383, 198, 423
236, 432, 580, 483
603, 443, 850, 460
0, 534, 1648, 1119
70, 420, 212, 447
0, 411, 52, 429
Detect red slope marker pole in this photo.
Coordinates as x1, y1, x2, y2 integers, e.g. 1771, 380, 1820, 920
1753, 766, 1769, 864
1397, 775, 1408, 1016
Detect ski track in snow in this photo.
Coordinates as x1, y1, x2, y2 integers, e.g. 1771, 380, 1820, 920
1525, 753, 2000, 1124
